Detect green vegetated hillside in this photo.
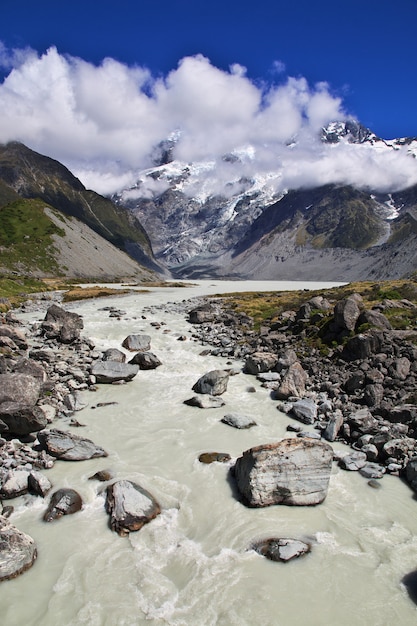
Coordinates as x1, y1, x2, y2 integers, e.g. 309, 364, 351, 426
0, 142, 160, 272
0, 198, 65, 274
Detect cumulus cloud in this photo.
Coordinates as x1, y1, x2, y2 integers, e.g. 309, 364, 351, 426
0, 44, 416, 196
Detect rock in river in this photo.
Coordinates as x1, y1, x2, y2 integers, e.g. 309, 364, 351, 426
91, 361, 139, 383
105, 480, 161, 537
234, 438, 333, 507
252, 537, 311, 562
43, 488, 83, 522
37, 428, 108, 461
192, 369, 230, 396
0, 516, 37, 581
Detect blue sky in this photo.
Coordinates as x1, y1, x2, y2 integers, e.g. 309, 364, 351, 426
0, 0, 416, 196
1, 0, 416, 139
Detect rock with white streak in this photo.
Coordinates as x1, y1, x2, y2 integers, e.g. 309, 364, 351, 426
234, 438, 333, 507
105, 479, 161, 536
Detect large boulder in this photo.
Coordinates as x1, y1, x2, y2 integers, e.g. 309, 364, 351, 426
221, 413, 257, 429
42, 304, 83, 343
234, 438, 333, 507
105, 480, 161, 536
188, 304, 215, 324
0, 517, 37, 581
121, 334, 151, 352
333, 294, 362, 331
341, 331, 383, 361
43, 488, 83, 522
290, 398, 318, 425
274, 362, 308, 400
0, 469, 31, 499
91, 361, 139, 383
37, 428, 108, 461
192, 369, 230, 396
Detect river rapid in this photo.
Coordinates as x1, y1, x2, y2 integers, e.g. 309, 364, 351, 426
3, 280, 417, 626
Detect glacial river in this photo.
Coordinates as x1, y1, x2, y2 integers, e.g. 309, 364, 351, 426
3, 280, 417, 626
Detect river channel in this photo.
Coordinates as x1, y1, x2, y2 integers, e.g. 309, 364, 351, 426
3, 280, 417, 625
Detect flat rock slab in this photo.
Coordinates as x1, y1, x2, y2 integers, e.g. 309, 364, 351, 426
43, 488, 83, 522
221, 413, 257, 429
37, 428, 108, 461
252, 537, 311, 562
0, 516, 37, 581
234, 438, 333, 507
91, 361, 139, 383
184, 395, 226, 409
105, 480, 161, 537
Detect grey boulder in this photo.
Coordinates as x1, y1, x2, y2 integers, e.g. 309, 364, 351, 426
91, 361, 139, 383
234, 438, 333, 507
221, 413, 257, 429
121, 334, 151, 352
192, 369, 230, 396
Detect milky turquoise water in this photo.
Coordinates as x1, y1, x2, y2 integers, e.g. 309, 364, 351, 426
3, 281, 417, 625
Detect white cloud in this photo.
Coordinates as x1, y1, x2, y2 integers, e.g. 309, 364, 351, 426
0, 44, 416, 196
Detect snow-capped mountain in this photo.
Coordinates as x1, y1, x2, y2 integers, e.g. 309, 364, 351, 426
112, 120, 417, 280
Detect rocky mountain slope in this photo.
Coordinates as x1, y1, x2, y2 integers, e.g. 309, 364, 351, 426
0, 142, 164, 280
113, 121, 417, 280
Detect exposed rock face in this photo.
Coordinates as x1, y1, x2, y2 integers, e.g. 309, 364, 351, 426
0, 469, 31, 499
0, 373, 41, 407
192, 369, 230, 396
91, 361, 139, 383
105, 480, 161, 537
43, 488, 83, 522
0, 516, 37, 581
234, 438, 333, 507
37, 429, 108, 461
252, 537, 311, 562
42, 304, 84, 344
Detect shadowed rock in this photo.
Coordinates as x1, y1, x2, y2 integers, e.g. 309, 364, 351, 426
43, 488, 82, 522
128, 351, 162, 369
